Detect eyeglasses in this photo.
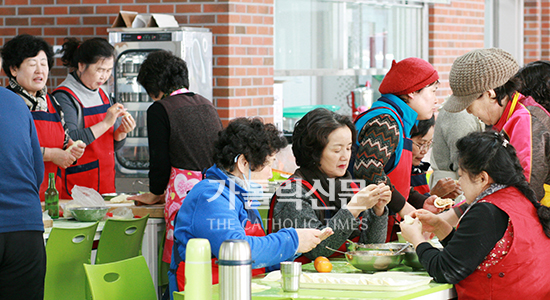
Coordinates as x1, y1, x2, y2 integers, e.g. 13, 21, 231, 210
412, 140, 433, 151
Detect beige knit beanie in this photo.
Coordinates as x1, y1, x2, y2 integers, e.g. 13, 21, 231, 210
444, 48, 519, 113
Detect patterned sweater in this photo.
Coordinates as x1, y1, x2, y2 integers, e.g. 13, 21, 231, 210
354, 96, 418, 213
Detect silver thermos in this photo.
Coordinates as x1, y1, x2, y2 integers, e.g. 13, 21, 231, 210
218, 239, 252, 300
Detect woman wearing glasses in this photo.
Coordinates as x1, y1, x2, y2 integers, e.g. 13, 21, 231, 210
408, 117, 462, 212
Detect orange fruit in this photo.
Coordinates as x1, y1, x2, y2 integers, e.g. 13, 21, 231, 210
314, 256, 329, 269
315, 260, 333, 273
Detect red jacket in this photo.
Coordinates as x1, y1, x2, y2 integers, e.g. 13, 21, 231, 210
456, 187, 550, 299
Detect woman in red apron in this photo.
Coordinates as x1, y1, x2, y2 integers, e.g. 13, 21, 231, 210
1, 34, 85, 200
400, 131, 550, 299
53, 37, 135, 198
168, 118, 333, 299
269, 108, 391, 262
353, 57, 439, 241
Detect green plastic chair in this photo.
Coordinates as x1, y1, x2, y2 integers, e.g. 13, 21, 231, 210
173, 291, 185, 300
44, 222, 99, 300
84, 255, 156, 300
95, 215, 150, 264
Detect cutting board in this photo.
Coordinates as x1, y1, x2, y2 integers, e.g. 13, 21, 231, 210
104, 201, 164, 218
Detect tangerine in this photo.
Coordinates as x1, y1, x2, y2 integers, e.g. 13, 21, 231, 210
314, 256, 329, 269
315, 260, 333, 273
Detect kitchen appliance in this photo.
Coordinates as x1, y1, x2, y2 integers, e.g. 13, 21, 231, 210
108, 27, 213, 193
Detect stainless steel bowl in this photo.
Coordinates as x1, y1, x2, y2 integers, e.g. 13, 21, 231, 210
347, 242, 409, 252
403, 246, 424, 270
70, 206, 108, 222
345, 250, 405, 272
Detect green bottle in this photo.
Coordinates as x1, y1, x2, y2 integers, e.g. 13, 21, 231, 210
45, 173, 59, 219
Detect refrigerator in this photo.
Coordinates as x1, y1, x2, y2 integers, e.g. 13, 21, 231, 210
108, 27, 213, 193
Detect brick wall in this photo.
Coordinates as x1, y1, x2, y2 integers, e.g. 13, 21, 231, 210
523, 0, 550, 63
0, 0, 275, 125
428, 0, 486, 103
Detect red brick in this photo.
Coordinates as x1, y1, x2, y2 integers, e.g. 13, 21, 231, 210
6, 18, 29, 26
19, 7, 41, 15
44, 6, 68, 14
95, 26, 110, 36
149, 5, 175, 13
175, 4, 202, 13
44, 27, 68, 36
69, 6, 94, 14
58, 0, 80, 4
110, 0, 133, 3
83, 16, 108, 25
189, 14, 216, 24
174, 15, 188, 24
30, 0, 54, 4
57, 17, 80, 25
204, 4, 229, 13
0, 7, 16, 15
69, 27, 94, 35
31, 17, 55, 25
121, 5, 147, 13
96, 6, 120, 14
19, 27, 42, 36
83, 0, 108, 3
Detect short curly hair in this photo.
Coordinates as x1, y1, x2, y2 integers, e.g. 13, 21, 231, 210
137, 50, 189, 99
292, 108, 356, 169
214, 118, 288, 172
1, 34, 54, 79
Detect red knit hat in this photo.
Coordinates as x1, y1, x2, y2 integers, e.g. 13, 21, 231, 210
379, 57, 439, 96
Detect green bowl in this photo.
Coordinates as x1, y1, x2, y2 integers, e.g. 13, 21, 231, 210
70, 206, 108, 222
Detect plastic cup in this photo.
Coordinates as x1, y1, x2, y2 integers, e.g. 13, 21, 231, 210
280, 261, 301, 292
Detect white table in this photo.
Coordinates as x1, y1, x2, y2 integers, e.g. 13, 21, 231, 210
44, 218, 166, 300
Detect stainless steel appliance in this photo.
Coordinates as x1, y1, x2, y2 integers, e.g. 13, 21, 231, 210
108, 27, 213, 193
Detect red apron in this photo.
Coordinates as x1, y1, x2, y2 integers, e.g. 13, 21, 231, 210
163, 167, 203, 263
54, 87, 115, 199
456, 187, 550, 299
268, 178, 362, 263
31, 94, 65, 201
174, 208, 266, 291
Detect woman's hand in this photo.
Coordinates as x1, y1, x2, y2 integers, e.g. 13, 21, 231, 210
47, 148, 77, 169
116, 113, 136, 134
347, 184, 381, 218
373, 183, 391, 216
104, 103, 126, 127
295, 228, 332, 253
430, 177, 462, 199
399, 215, 425, 247
128, 192, 165, 205
67, 139, 86, 160
422, 195, 446, 214
414, 209, 453, 240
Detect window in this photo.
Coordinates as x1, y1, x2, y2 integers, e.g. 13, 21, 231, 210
274, 0, 428, 116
